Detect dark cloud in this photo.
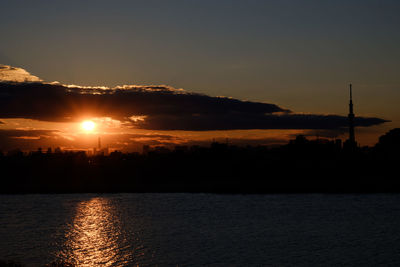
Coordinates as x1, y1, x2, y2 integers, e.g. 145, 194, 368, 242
133, 113, 386, 131
181, 137, 288, 147
0, 82, 285, 121
295, 129, 347, 139
0, 129, 58, 138
0, 129, 59, 151
0, 81, 388, 131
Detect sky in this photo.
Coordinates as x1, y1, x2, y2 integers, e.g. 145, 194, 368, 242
0, 0, 399, 151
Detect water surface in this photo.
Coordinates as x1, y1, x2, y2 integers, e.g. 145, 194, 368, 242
1, 194, 400, 266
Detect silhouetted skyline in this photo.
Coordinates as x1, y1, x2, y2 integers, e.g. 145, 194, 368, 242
1, 127, 399, 193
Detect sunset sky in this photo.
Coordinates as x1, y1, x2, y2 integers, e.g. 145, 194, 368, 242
0, 0, 399, 151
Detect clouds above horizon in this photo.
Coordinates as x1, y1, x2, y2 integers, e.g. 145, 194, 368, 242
0, 80, 387, 131
0, 64, 388, 131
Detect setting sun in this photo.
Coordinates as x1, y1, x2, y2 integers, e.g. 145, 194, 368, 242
82, 120, 95, 132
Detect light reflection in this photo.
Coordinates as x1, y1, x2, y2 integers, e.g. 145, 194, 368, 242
58, 198, 133, 266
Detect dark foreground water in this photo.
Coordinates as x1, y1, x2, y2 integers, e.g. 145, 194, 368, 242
1, 194, 400, 266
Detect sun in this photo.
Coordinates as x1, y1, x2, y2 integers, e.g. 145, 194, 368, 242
82, 120, 96, 132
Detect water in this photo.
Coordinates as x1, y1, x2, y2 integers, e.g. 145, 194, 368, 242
1, 194, 400, 266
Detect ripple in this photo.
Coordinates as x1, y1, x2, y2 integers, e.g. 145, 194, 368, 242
56, 198, 133, 266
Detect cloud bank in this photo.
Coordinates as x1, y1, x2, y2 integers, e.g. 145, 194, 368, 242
0, 65, 388, 131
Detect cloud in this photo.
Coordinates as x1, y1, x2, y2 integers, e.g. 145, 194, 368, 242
0, 129, 58, 151
0, 81, 287, 124
0, 129, 58, 138
0, 65, 388, 131
296, 129, 347, 139
133, 113, 386, 131
0, 64, 42, 82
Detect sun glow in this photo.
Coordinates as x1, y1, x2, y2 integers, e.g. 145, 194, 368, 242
82, 120, 96, 132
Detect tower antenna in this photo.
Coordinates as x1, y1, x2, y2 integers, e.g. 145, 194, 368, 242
350, 83, 352, 101
347, 83, 356, 149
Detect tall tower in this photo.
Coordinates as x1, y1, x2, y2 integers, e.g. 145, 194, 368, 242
98, 136, 101, 150
348, 84, 356, 148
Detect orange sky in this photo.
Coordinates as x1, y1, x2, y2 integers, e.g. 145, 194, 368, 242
0, 64, 392, 151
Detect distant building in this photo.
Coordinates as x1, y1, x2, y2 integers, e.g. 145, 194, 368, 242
335, 139, 342, 150
344, 84, 357, 150
153, 146, 170, 154
174, 145, 188, 153
101, 147, 109, 156
143, 145, 150, 155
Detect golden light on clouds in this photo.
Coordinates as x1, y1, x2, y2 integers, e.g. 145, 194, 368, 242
0, 64, 42, 82
82, 120, 96, 132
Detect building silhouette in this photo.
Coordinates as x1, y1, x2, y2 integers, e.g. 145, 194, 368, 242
345, 84, 357, 150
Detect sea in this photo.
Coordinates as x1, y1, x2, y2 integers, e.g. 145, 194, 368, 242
1, 194, 400, 266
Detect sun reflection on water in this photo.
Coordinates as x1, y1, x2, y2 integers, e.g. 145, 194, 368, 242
58, 198, 133, 266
